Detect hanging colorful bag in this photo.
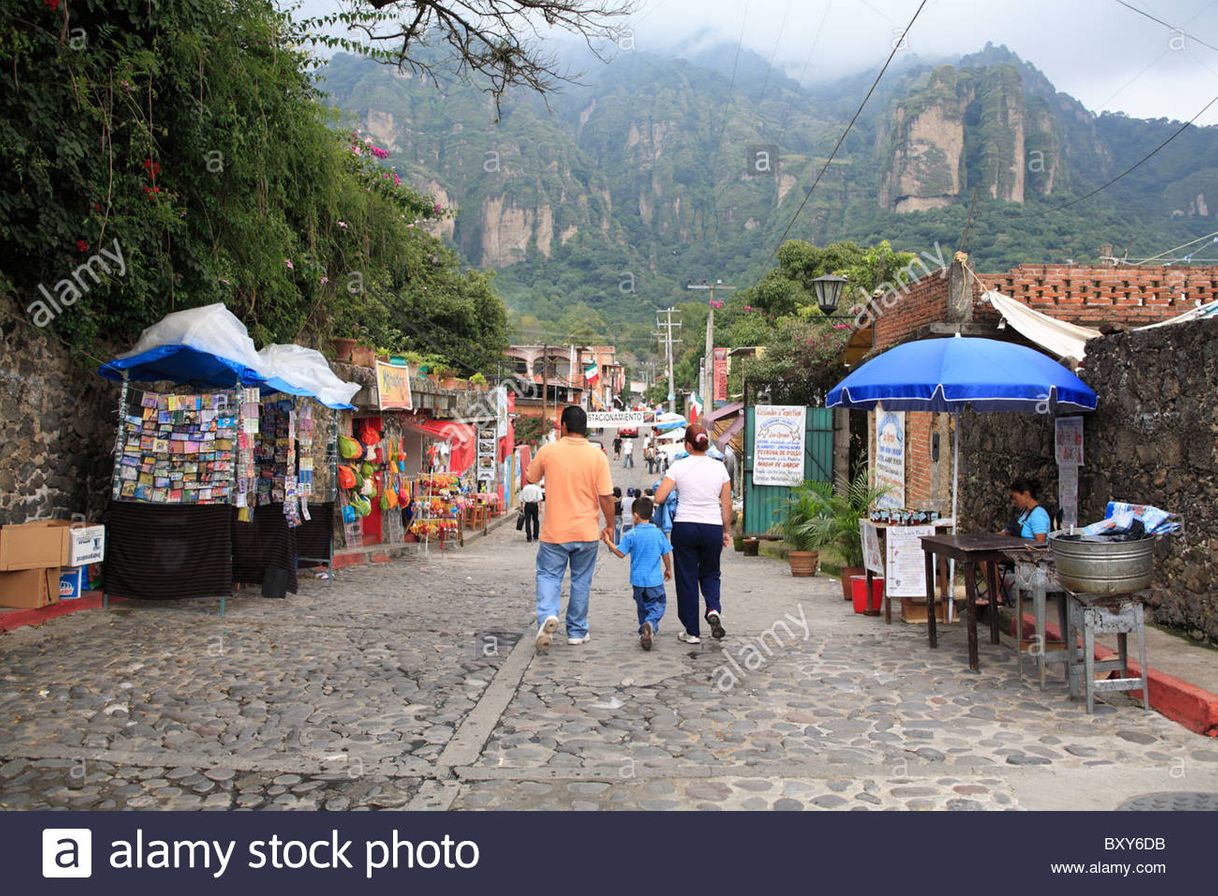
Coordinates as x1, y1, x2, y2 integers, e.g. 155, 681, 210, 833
337, 465, 356, 490
339, 435, 362, 459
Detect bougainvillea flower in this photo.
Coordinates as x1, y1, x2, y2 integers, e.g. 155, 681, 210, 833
76, 240, 88, 253
284, 258, 294, 270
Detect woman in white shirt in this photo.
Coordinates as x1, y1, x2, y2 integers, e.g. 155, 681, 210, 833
653, 423, 731, 644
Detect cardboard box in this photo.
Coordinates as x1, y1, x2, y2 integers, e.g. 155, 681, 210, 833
42, 521, 106, 566
58, 567, 86, 600
0, 521, 68, 571
0, 567, 59, 609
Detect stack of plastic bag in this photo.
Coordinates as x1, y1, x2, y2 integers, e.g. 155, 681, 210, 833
1077, 502, 1180, 541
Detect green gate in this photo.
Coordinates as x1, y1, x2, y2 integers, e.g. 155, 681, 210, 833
742, 404, 834, 537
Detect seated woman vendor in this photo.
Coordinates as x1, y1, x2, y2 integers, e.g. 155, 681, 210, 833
1000, 477, 1051, 544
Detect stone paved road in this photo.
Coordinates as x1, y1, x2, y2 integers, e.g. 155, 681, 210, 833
3, 455, 1217, 810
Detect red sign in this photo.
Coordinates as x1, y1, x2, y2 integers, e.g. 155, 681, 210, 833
713, 347, 729, 403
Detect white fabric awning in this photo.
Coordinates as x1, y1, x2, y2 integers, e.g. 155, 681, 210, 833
982, 290, 1101, 364
1135, 299, 1218, 329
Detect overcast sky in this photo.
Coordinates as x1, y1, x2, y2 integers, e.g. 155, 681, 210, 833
294, 0, 1218, 124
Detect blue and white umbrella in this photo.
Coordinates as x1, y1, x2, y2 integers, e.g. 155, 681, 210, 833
827, 336, 1098, 530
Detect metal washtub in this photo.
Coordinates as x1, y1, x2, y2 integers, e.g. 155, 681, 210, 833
1048, 533, 1155, 594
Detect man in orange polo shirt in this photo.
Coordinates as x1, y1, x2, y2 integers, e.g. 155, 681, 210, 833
525, 405, 615, 651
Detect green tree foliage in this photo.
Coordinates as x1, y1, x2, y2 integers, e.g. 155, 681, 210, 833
0, 0, 506, 371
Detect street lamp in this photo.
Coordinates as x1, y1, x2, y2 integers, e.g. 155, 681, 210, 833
812, 273, 850, 316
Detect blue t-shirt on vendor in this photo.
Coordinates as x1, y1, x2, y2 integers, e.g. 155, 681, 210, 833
1017, 505, 1051, 540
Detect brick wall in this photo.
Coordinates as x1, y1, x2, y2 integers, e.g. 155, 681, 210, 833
976, 264, 1218, 327
871, 274, 949, 350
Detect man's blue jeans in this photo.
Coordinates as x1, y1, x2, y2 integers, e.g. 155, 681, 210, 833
536, 540, 599, 638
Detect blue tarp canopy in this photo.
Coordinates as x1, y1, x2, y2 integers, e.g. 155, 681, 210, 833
98, 344, 265, 390
97, 344, 354, 408
826, 337, 1097, 414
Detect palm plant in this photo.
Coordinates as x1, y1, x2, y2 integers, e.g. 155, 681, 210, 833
797, 470, 890, 567
771, 481, 836, 552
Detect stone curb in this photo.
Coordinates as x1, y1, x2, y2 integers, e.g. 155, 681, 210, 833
1008, 612, 1218, 737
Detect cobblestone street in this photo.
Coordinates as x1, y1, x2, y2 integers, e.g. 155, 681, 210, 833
3, 460, 1217, 811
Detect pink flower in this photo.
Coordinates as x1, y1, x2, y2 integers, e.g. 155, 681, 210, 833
433, 202, 442, 214
284, 258, 294, 270
833, 322, 852, 330
744, 305, 754, 312
393, 173, 401, 186
337, 220, 348, 229
320, 276, 329, 286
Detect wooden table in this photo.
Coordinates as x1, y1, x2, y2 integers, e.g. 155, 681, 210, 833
920, 533, 1028, 673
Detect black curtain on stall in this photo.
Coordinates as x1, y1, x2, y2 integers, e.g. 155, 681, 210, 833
102, 501, 234, 601
231, 503, 299, 597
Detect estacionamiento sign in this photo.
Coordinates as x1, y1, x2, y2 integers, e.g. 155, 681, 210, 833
587, 411, 646, 428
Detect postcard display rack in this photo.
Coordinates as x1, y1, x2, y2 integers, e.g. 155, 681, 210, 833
105, 384, 338, 606
104, 382, 257, 610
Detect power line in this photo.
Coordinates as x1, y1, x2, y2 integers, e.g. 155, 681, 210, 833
1054, 94, 1218, 211
1114, 0, 1218, 53
1131, 227, 1218, 264
772, 0, 930, 253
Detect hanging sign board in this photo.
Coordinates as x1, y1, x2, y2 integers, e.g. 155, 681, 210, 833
861, 520, 884, 575
1055, 417, 1084, 466
753, 405, 806, 486
874, 409, 905, 509
885, 524, 936, 597
375, 362, 413, 411
587, 410, 646, 428
713, 347, 729, 403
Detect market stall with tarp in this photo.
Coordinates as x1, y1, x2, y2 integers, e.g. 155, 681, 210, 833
97, 304, 358, 608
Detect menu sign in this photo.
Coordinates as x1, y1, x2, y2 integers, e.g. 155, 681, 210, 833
753, 405, 806, 487
375, 361, 413, 411
885, 524, 936, 597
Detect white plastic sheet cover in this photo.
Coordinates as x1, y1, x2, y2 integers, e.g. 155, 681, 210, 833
258, 343, 360, 409
983, 290, 1101, 364
118, 302, 263, 369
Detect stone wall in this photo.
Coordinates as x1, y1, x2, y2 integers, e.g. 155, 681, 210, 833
960, 317, 1218, 644
0, 296, 116, 524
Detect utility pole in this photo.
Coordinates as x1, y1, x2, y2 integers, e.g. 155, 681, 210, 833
686, 279, 736, 405
654, 308, 682, 415
541, 342, 549, 437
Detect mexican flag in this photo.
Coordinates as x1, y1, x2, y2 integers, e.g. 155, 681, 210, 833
584, 363, 599, 384
688, 391, 703, 424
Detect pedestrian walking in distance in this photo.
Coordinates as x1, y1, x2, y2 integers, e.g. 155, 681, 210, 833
525, 405, 615, 651
613, 435, 623, 459
653, 423, 731, 644
604, 495, 671, 651
645, 442, 657, 474
622, 437, 635, 468
519, 480, 543, 543
612, 486, 624, 544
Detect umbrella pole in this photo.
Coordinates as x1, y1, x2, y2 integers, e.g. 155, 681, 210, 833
949, 414, 960, 623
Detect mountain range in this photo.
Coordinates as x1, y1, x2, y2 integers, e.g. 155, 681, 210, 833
316, 41, 1218, 345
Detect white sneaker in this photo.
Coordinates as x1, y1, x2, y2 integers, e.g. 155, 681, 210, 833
678, 631, 701, 644
567, 633, 591, 645
535, 615, 559, 651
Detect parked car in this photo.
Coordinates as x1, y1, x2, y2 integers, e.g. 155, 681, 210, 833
618, 427, 639, 438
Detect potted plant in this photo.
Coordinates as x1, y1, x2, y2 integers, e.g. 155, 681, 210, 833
771, 482, 827, 576
469, 372, 488, 391
331, 337, 358, 363
797, 470, 890, 600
